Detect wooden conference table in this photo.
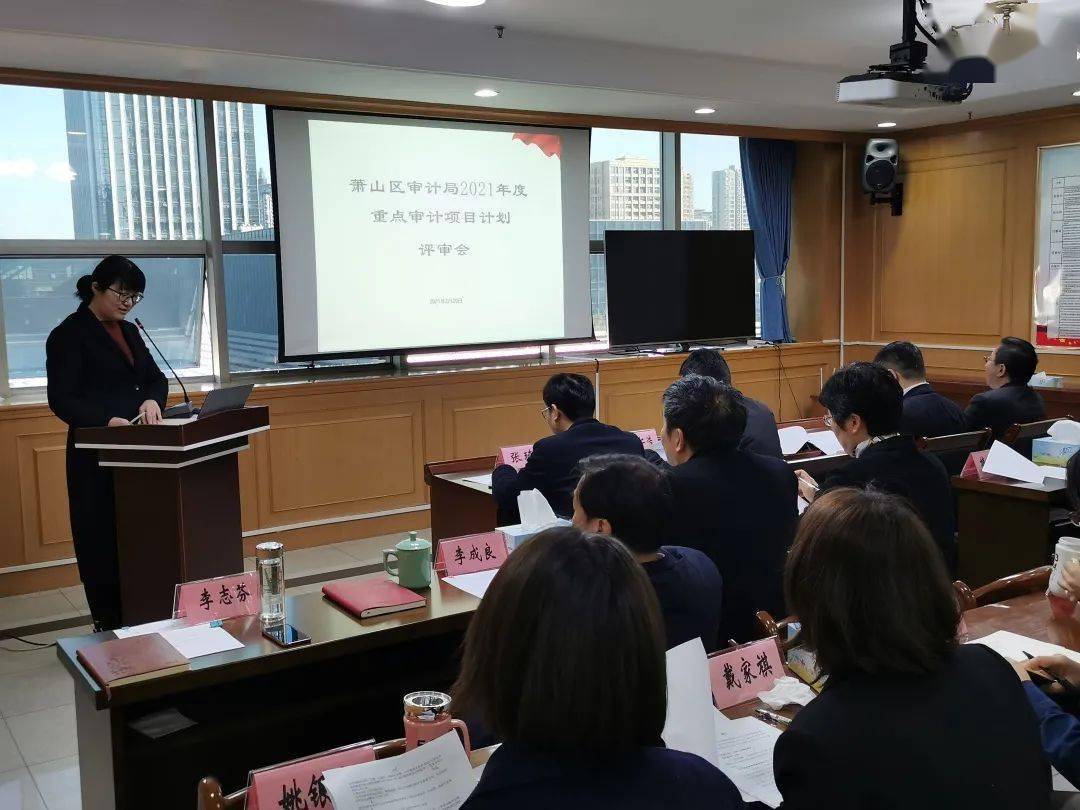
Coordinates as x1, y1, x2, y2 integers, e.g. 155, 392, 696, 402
953, 475, 1068, 589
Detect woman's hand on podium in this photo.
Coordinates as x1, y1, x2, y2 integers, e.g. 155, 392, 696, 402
138, 400, 163, 425
107, 417, 131, 427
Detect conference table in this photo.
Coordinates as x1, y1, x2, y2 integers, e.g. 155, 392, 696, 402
953, 475, 1068, 589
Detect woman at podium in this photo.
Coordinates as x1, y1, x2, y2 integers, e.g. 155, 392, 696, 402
45, 256, 168, 631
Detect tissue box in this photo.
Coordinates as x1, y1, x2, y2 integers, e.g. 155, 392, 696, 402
1032, 437, 1080, 468
498, 519, 572, 551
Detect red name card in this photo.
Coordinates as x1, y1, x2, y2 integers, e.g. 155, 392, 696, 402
247, 741, 375, 810
961, 450, 1007, 483
172, 571, 260, 621
435, 531, 509, 576
632, 429, 661, 450
497, 444, 534, 470
707, 636, 784, 710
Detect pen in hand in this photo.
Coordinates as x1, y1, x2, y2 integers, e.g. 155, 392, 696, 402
1023, 651, 1078, 695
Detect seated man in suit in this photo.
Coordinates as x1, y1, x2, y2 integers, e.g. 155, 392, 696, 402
492, 373, 644, 524
679, 348, 782, 458
661, 374, 797, 644
795, 362, 957, 572
874, 341, 966, 439
965, 336, 1046, 452
572, 454, 723, 651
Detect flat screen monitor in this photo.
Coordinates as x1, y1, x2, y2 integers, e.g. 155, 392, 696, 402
604, 230, 756, 349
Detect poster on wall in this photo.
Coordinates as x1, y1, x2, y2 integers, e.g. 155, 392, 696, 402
1035, 144, 1080, 348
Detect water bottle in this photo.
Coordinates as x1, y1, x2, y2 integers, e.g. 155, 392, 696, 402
256, 541, 285, 626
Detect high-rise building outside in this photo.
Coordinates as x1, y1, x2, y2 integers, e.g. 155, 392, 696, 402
589, 156, 695, 222
63, 93, 266, 239
711, 165, 749, 230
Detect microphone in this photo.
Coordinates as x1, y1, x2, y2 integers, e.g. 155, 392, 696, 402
134, 317, 195, 418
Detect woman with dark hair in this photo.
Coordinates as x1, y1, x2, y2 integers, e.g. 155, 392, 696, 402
46, 256, 168, 630
455, 525, 743, 810
774, 487, 1051, 809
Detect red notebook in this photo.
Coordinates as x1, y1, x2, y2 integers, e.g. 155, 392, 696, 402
322, 578, 426, 619
76, 634, 189, 691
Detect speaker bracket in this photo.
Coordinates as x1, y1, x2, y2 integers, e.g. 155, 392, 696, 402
870, 182, 904, 216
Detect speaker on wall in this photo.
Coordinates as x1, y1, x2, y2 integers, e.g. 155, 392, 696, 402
862, 138, 902, 216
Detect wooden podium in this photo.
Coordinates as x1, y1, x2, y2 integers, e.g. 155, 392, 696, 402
74, 407, 270, 624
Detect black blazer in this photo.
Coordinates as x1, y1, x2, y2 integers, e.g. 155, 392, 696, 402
901, 383, 966, 439
773, 644, 1052, 810
463, 743, 745, 810
821, 435, 956, 571
665, 448, 797, 644
741, 395, 783, 459
965, 382, 1046, 442
491, 418, 644, 522
46, 305, 168, 586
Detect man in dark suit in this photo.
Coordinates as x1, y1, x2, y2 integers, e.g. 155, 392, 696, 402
661, 375, 797, 644
795, 362, 957, 572
874, 341, 966, 439
678, 348, 782, 458
965, 336, 1046, 451
492, 373, 644, 523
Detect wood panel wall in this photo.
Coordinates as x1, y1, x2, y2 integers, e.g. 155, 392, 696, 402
842, 107, 1080, 383
0, 346, 837, 596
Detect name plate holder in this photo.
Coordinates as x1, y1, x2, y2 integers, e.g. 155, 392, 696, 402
707, 636, 785, 710
173, 571, 260, 621
960, 450, 1009, 483
246, 740, 376, 810
632, 428, 661, 451
434, 531, 510, 576
496, 444, 534, 471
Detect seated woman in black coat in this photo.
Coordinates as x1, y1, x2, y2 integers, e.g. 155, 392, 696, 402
774, 487, 1051, 810
455, 525, 744, 810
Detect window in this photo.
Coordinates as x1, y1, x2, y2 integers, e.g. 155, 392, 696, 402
216, 102, 274, 241
0, 85, 204, 240
679, 134, 761, 335
2, 256, 210, 386
589, 129, 663, 340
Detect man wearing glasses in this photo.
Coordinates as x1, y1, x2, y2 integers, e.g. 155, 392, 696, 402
46, 255, 168, 630
491, 373, 644, 525
965, 337, 1046, 452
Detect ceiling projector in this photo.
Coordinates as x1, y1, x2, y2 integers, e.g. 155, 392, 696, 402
837, 0, 994, 107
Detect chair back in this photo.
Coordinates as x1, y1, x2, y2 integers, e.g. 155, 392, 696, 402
755, 610, 799, 651
917, 428, 993, 455
1003, 417, 1070, 447
777, 416, 827, 432
196, 739, 409, 810
961, 565, 1052, 608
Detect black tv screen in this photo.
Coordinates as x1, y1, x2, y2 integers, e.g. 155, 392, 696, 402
604, 230, 756, 349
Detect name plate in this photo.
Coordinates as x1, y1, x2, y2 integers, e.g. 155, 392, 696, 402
708, 636, 785, 709
435, 531, 509, 576
632, 428, 661, 451
173, 571, 260, 621
961, 449, 1007, 483
496, 444, 534, 470
247, 741, 375, 810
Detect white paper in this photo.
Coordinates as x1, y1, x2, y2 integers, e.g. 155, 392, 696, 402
160, 416, 198, 425
461, 473, 493, 490
983, 441, 1046, 484
159, 625, 244, 659
113, 618, 192, 639
797, 496, 809, 515
969, 630, 1080, 665
1049, 419, 1080, 443
1040, 465, 1069, 481
517, 489, 558, 527
778, 426, 809, 456
1053, 766, 1078, 792
805, 431, 846, 457
651, 442, 669, 462
662, 638, 719, 768
442, 569, 499, 599
714, 715, 784, 808
322, 729, 475, 810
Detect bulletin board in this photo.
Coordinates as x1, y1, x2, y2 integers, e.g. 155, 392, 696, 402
1035, 143, 1080, 348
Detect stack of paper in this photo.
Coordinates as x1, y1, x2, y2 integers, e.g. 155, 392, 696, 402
983, 441, 1069, 484
662, 638, 784, 808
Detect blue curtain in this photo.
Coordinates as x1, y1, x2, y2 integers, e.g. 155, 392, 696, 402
740, 138, 795, 343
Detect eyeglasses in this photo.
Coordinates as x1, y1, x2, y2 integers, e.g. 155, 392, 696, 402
823, 414, 835, 428
539, 405, 553, 420
107, 287, 143, 306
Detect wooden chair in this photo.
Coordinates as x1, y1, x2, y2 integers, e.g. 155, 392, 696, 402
755, 610, 799, 650
916, 428, 993, 456
952, 565, 1052, 611
196, 739, 408, 810
1003, 417, 1070, 448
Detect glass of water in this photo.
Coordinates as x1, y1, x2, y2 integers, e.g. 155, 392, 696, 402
256, 541, 285, 626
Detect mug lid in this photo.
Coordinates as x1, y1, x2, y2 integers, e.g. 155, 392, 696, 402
404, 690, 451, 717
